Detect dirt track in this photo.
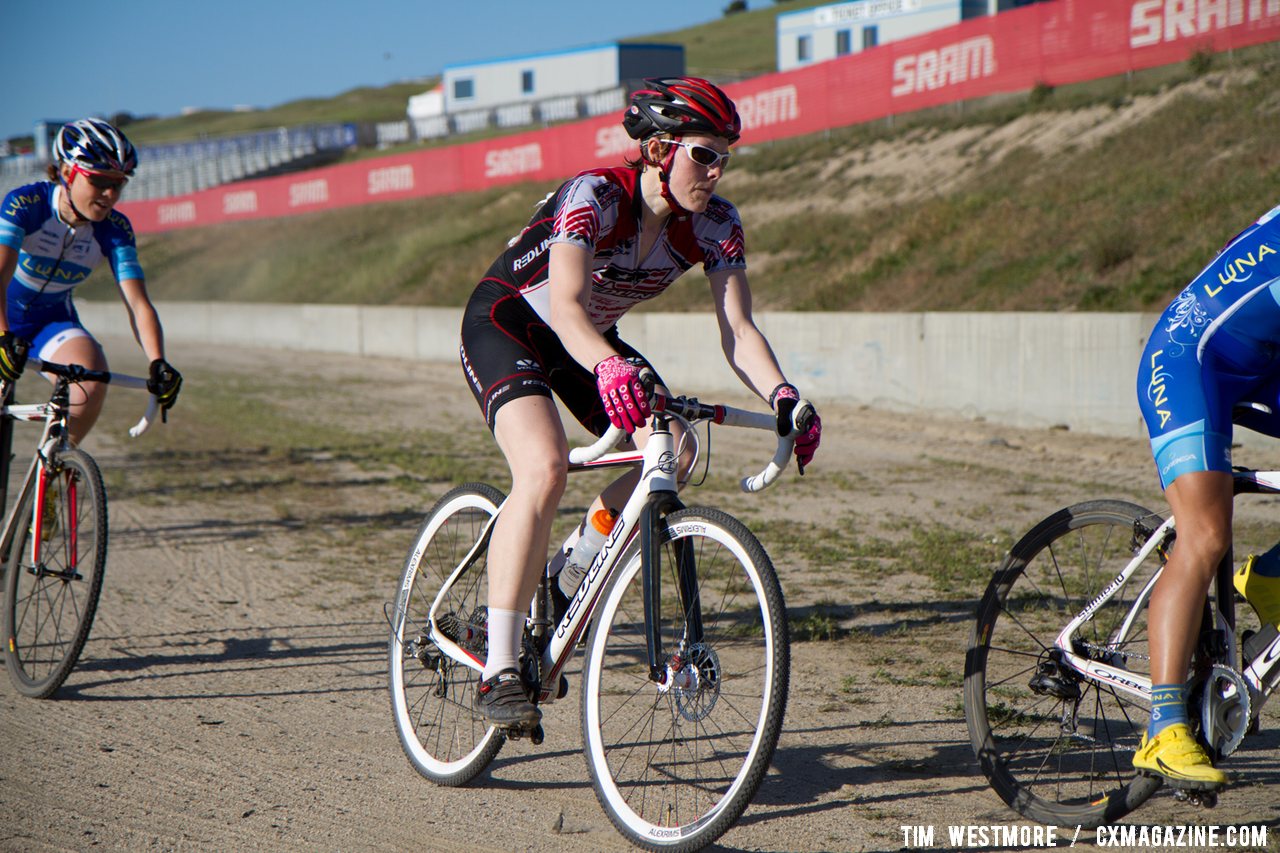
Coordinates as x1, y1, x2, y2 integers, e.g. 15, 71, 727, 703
2, 339, 1278, 853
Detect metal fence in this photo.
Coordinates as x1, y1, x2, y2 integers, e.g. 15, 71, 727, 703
0, 122, 359, 201
0, 85, 627, 200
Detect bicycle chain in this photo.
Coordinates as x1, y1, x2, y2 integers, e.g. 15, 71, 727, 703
1075, 639, 1149, 662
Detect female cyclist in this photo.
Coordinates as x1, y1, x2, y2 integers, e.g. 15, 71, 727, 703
1135, 202, 1280, 790
0, 118, 182, 443
458, 77, 822, 727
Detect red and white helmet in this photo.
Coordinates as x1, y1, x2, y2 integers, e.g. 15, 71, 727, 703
624, 77, 741, 144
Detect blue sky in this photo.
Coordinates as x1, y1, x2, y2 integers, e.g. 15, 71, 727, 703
4, 0, 779, 142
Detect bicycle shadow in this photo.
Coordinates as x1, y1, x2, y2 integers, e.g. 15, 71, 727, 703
51, 619, 389, 702
746, 720, 992, 817
788, 597, 979, 637
476, 717, 992, 851
107, 506, 425, 546
95, 444, 500, 501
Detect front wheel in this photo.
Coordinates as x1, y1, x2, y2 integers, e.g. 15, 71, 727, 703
4, 448, 108, 698
389, 483, 506, 786
581, 506, 789, 853
965, 500, 1164, 828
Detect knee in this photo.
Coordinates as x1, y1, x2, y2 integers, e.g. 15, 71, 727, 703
1172, 524, 1232, 577
69, 381, 106, 411
512, 455, 567, 504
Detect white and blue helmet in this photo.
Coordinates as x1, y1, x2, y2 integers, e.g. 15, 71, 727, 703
54, 118, 138, 175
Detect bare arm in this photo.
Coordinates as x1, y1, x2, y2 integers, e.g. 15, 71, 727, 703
115, 278, 166, 362
547, 241, 620, 372
0, 246, 18, 332
708, 267, 789, 400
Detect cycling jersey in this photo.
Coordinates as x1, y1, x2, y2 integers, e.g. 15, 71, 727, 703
1138, 202, 1280, 488
482, 166, 746, 330
1, 181, 143, 354
461, 166, 741, 431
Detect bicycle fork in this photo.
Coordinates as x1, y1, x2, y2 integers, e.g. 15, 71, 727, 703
639, 490, 705, 685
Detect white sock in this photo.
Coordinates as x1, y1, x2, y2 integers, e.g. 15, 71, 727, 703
483, 608, 524, 680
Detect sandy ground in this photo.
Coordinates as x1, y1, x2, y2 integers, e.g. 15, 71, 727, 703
1, 339, 1278, 853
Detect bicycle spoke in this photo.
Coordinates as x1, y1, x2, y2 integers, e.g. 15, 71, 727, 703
5, 450, 107, 698
389, 485, 504, 786
583, 507, 787, 849
965, 501, 1162, 828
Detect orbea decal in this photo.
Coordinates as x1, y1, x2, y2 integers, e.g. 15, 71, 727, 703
289, 179, 329, 207
484, 143, 542, 178
738, 85, 799, 130
1130, 0, 1280, 49
891, 35, 996, 97
158, 201, 197, 225
368, 164, 414, 195
222, 190, 258, 215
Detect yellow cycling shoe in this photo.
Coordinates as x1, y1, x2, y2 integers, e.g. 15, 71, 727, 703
1236, 555, 1280, 629
1132, 723, 1226, 791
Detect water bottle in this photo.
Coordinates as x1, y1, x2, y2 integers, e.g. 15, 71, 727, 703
558, 508, 617, 599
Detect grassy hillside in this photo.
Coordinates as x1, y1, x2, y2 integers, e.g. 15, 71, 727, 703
83, 42, 1280, 314
126, 81, 438, 145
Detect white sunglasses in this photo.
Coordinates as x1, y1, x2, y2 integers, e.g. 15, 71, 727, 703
671, 140, 731, 169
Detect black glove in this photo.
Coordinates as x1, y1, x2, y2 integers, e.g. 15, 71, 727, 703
0, 332, 30, 383
147, 358, 183, 419
770, 382, 821, 475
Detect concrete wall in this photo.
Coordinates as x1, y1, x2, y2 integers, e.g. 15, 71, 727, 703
76, 301, 1158, 440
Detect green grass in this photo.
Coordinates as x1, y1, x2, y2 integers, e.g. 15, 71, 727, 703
122, 81, 439, 146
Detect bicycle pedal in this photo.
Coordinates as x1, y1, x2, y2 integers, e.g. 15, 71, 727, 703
1171, 785, 1223, 807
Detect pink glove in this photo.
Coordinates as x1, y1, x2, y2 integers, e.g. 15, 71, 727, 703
595, 355, 651, 433
772, 383, 821, 475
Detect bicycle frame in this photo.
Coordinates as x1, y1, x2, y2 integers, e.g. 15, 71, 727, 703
1053, 469, 1280, 716
0, 381, 75, 567
426, 412, 684, 700
0, 360, 157, 564
423, 395, 787, 703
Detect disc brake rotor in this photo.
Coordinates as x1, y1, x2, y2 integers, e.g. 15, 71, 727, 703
660, 643, 721, 722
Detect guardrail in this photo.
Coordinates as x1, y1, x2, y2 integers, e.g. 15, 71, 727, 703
1, 123, 361, 200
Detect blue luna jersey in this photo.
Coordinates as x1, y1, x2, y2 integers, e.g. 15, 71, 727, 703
1, 180, 143, 311
1138, 202, 1280, 488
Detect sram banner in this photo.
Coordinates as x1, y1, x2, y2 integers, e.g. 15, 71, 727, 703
122, 0, 1280, 233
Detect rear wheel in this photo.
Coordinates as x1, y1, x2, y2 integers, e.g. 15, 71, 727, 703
389, 483, 505, 786
965, 500, 1164, 827
4, 449, 108, 698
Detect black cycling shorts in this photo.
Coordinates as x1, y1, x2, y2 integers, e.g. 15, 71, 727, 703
459, 279, 660, 434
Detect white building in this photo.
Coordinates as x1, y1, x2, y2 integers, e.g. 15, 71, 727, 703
442, 42, 685, 114
776, 0, 1040, 72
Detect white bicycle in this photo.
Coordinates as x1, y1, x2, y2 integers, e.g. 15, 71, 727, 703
388, 389, 813, 852
965, 411, 1280, 827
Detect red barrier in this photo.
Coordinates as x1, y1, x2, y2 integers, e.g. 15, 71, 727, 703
122, 0, 1280, 234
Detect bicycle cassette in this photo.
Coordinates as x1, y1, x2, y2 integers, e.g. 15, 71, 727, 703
1190, 664, 1252, 759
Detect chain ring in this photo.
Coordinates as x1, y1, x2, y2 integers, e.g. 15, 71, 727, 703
1191, 663, 1252, 758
